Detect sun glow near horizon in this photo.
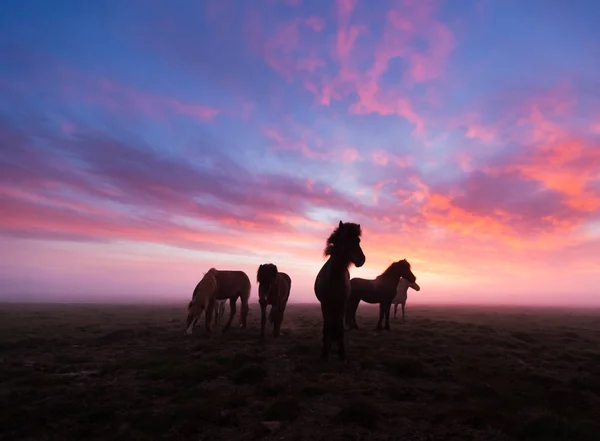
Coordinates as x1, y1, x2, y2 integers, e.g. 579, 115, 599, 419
1, 0, 600, 306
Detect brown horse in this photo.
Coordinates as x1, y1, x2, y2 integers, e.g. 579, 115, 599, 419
185, 268, 251, 335
314, 221, 365, 361
257, 263, 292, 341
393, 278, 421, 321
345, 259, 416, 331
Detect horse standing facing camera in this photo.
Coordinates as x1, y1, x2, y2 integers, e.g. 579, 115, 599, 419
314, 220, 366, 361
257, 263, 291, 341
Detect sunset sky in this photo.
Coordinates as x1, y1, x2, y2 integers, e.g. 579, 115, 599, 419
1, 0, 599, 306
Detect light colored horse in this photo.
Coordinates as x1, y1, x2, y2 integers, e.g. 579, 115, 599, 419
393, 277, 421, 321
186, 268, 251, 335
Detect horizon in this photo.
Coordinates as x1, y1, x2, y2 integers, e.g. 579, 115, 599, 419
1, 0, 600, 307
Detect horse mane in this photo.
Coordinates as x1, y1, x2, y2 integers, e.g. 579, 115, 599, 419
379, 259, 411, 278
324, 221, 362, 257
257, 263, 278, 284
192, 268, 218, 300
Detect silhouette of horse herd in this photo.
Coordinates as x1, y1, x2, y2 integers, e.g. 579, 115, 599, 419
186, 220, 420, 361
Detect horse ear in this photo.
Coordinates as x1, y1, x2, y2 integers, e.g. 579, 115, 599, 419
339, 220, 343, 228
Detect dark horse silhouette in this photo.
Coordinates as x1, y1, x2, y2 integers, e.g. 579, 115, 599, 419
257, 263, 291, 341
345, 259, 416, 331
314, 221, 365, 361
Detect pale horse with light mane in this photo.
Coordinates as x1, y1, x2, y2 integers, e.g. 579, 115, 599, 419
393, 278, 421, 321
186, 268, 251, 334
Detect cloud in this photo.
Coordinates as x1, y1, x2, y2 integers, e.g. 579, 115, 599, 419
61, 74, 220, 123
0, 116, 359, 251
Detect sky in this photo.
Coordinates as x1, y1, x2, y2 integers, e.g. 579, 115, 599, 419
1, 0, 599, 306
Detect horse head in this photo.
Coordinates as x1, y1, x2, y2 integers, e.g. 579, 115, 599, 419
395, 259, 416, 283
324, 220, 366, 268
257, 263, 279, 303
185, 269, 218, 334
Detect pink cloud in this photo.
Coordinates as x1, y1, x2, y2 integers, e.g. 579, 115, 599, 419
305, 16, 325, 32
371, 151, 389, 166
263, 126, 331, 160
60, 72, 219, 123
454, 152, 472, 172
296, 55, 326, 72
341, 147, 362, 163
465, 123, 497, 143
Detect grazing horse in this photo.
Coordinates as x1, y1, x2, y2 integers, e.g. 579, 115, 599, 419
257, 263, 292, 341
393, 278, 421, 321
185, 268, 251, 335
314, 220, 366, 361
345, 259, 416, 331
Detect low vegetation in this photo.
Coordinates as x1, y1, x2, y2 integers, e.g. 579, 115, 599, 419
1, 303, 599, 440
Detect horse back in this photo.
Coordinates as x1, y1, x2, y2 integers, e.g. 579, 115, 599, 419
213, 270, 251, 300
350, 277, 394, 304
277, 272, 292, 301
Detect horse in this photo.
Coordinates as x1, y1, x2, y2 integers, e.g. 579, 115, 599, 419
214, 299, 227, 326
314, 220, 366, 361
393, 278, 421, 321
257, 263, 292, 341
345, 259, 416, 331
185, 268, 251, 335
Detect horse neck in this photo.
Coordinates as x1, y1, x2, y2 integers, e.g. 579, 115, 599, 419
378, 269, 402, 285
328, 250, 351, 276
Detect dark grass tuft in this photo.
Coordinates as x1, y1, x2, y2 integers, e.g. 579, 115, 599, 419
232, 364, 268, 385
334, 398, 381, 429
3, 304, 600, 441
263, 397, 301, 422
384, 356, 431, 378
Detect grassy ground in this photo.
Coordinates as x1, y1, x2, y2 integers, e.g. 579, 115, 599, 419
1, 303, 600, 441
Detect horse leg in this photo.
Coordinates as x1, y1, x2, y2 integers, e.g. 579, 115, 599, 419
205, 303, 214, 334
273, 314, 281, 338
185, 315, 198, 335
393, 303, 398, 319
335, 307, 346, 361
223, 298, 236, 332
402, 302, 406, 321
274, 295, 289, 338
345, 296, 359, 330
376, 303, 384, 331
384, 302, 391, 331
240, 295, 249, 329
272, 303, 280, 338
259, 299, 267, 342
320, 303, 332, 361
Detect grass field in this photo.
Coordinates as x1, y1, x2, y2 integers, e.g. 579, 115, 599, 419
1, 302, 600, 441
